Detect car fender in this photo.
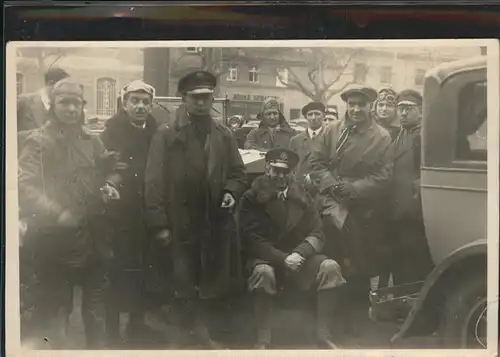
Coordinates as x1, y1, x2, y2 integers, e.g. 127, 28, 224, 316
390, 239, 487, 344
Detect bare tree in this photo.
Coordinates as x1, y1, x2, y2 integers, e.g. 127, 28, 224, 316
17, 47, 70, 77
275, 47, 366, 103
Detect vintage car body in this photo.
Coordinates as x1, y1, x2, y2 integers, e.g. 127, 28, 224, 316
370, 56, 489, 348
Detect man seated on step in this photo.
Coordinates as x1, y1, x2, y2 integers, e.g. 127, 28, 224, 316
238, 148, 346, 350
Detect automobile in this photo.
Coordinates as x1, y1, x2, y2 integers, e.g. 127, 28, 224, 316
369, 56, 489, 349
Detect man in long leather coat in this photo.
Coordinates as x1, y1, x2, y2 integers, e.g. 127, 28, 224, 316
100, 80, 159, 346
144, 71, 247, 349
238, 148, 346, 349
18, 78, 121, 349
309, 85, 394, 334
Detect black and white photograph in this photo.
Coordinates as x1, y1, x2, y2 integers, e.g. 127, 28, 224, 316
5, 40, 499, 356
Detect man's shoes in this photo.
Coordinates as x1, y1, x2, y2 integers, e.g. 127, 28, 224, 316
316, 331, 340, 349
193, 325, 224, 350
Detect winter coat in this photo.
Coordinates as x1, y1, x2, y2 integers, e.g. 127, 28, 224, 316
18, 119, 121, 267
309, 116, 394, 277
144, 108, 248, 299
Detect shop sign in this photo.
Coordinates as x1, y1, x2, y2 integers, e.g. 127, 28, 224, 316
232, 93, 281, 102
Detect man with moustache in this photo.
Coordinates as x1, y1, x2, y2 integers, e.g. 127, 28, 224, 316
238, 148, 346, 349
244, 97, 296, 151
310, 85, 393, 334
290, 101, 327, 186
100, 80, 159, 346
144, 71, 247, 349
390, 90, 434, 286
18, 78, 121, 349
373, 87, 400, 141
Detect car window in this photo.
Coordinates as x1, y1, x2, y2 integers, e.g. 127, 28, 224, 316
455, 80, 487, 162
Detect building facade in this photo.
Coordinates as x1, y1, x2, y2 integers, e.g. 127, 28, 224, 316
17, 46, 481, 122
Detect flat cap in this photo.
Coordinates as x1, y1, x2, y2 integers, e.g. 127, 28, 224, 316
178, 70, 217, 95
301, 101, 326, 116
340, 85, 377, 103
120, 80, 155, 100
265, 148, 299, 171
397, 89, 422, 106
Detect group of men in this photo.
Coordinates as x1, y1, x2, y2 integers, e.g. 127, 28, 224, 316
17, 66, 434, 350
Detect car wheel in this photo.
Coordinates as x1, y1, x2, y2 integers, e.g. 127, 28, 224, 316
439, 273, 487, 348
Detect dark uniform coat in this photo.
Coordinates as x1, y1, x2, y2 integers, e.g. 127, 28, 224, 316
310, 116, 394, 278
100, 111, 158, 308
144, 109, 248, 299
390, 126, 434, 283
238, 176, 332, 290
244, 112, 296, 151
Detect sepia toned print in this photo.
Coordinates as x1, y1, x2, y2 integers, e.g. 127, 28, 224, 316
5, 40, 499, 356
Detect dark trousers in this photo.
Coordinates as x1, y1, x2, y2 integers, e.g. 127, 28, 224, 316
31, 261, 108, 349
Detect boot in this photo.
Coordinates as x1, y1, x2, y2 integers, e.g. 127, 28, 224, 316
254, 293, 273, 349
316, 290, 340, 349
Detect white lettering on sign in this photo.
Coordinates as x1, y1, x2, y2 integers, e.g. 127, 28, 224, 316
232, 93, 281, 102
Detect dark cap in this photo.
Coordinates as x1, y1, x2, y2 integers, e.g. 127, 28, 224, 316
397, 89, 422, 106
265, 148, 299, 171
340, 85, 377, 103
178, 70, 217, 95
301, 101, 326, 116
45, 67, 70, 85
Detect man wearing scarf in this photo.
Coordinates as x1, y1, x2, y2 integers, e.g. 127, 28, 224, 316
144, 70, 247, 349
244, 97, 296, 151
290, 101, 327, 186
239, 148, 346, 349
390, 90, 434, 286
309, 85, 394, 335
100, 80, 159, 346
373, 87, 400, 141
18, 78, 121, 349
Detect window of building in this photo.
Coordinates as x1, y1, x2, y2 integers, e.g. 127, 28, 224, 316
96, 77, 117, 118
186, 47, 200, 53
227, 65, 238, 82
249, 65, 259, 83
276, 68, 289, 87
414, 68, 426, 85
380, 66, 392, 84
290, 108, 301, 120
455, 80, 487, 161
354, 63, 367, 83
16, 73, 24, 96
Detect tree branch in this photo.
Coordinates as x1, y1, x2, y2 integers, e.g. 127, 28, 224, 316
323, 49, 362, 90
324, 79, 356, 103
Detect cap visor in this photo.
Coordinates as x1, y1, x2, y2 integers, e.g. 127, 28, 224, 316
398, 100, 418, 106
269, 162, 290, 169
187, 88, 214, 94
